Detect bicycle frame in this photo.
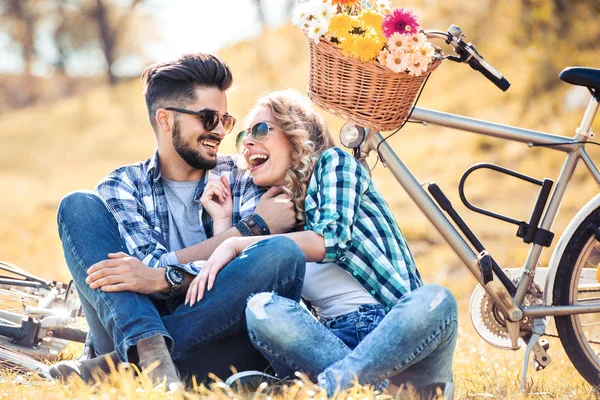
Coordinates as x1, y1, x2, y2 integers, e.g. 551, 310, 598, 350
360, 95, 600, 320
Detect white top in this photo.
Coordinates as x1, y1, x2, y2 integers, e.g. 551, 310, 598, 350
301, 262, 379, 319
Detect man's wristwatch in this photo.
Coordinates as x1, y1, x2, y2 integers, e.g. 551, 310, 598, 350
164, 265, 185, 298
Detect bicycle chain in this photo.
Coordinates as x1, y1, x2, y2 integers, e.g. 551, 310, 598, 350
542, 287, 600, 344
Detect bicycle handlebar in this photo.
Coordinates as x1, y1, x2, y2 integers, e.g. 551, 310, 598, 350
424, 26, 511, 92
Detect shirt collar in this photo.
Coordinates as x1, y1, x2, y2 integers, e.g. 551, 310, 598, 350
150, 150, 214, 200
148, 150, 162, 183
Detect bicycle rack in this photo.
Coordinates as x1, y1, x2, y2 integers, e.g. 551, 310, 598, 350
459, 163, 555, 248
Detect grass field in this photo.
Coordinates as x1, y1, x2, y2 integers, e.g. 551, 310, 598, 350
1, 6, 600, 398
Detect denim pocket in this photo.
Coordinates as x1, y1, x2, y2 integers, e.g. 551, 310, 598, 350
324, 305, 386, 350
356, 305, 386, 342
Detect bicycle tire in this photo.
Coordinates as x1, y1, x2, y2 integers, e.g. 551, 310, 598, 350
0, 344, 53, 380
554, 204, 600, 386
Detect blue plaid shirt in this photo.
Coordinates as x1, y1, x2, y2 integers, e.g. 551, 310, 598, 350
95, 151, 261, 275
304, 148, 423, 311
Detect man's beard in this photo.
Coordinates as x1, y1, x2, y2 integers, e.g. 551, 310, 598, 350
172, 120, 219, 170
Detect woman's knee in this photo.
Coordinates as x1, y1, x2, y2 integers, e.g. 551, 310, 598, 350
245, 293, 296, 338
403, 284, 458, 324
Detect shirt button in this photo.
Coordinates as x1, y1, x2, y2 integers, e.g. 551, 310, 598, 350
332, 213, 339, 219
385, 307, 390, 312
340, 256, 347, 261
370, 290, 376, 295
304, 226, 309, 230
353, 271, 358, 276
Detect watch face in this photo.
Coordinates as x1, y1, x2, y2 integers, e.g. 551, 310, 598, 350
168, 268, 185, 285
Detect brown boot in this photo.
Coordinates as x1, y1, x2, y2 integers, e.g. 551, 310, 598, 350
48, 350, 120, 382
136, 334, 184, 391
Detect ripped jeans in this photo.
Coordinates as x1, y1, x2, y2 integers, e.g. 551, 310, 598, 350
245, 284, 458, 396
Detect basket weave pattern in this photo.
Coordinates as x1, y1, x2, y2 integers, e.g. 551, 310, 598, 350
308, 38, 441, 131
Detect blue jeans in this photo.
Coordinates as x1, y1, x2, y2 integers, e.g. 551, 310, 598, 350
245, 284, 458, 396
57, 191, 306, 379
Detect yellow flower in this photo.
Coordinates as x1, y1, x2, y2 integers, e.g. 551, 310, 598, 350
339, 34, 357, 57
329, 13, 355, 37
350, 34, 383, 61
358, 9, 384, 31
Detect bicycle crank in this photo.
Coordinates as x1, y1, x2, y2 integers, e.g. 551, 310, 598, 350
469, 268, 549, 349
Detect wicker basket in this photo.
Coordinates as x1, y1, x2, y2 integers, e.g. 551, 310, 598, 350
307, 38, 442, 132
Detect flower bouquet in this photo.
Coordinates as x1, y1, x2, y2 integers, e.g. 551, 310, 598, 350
293, 0, 442, 131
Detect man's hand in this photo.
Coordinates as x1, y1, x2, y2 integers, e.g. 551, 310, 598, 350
86, 252, 170, 294
254, 186, 296, 234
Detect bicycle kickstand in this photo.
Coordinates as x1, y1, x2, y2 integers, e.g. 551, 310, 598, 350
520, 318, 552, 393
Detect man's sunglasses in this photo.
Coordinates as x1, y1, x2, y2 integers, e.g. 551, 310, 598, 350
236, 121, 272, 153
164, 107, 236, 134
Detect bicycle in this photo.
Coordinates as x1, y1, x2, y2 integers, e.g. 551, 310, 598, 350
0, 260, 87, 380
338, 24, 600, 392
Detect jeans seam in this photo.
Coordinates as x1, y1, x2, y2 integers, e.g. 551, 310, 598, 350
248, 331, 307, 373
58, 216, 130, 359
371, 316, 457, 383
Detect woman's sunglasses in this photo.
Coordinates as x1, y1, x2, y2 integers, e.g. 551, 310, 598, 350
164, 107, 236, 134
236, 121, 272, 153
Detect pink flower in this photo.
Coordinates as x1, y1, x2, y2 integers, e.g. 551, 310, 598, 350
381, 8, 420, 38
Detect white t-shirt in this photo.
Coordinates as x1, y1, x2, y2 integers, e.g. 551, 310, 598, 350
301, 262, 379, 319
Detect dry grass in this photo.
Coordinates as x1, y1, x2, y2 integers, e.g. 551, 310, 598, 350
2, 2, 600, 398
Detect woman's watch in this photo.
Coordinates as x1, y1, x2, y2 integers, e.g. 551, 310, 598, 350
165, 265, 185, 298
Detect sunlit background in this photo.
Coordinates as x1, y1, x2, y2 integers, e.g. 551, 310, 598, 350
1, 0, 600, 398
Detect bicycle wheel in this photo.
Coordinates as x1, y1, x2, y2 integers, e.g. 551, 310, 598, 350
0, 345, 53, 380
554, 204, 600, 386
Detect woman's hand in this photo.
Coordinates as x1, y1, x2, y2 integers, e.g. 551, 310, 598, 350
185, 238, 240, 306
200, 175, 233, 233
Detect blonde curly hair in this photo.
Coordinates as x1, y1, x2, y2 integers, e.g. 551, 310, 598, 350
244, 89, 335, 225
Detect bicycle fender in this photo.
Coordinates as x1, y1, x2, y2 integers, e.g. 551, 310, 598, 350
544, 193, 600, 306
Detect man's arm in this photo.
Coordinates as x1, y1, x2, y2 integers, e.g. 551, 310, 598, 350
89, 173, 296, 294
175, 186, 297, 264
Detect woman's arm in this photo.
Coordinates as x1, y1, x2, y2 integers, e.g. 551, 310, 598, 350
185, 231, 326, 304
229, 231, 326, 262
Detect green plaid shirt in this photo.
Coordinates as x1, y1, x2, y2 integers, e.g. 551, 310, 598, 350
304, 148, 423, 311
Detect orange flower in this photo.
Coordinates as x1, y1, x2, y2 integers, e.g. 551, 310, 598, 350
332, 0, 360, 6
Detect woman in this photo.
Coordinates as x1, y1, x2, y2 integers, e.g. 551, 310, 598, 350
188, 89, 457, 397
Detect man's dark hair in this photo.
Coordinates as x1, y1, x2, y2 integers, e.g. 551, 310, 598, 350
141, 53, 233, 130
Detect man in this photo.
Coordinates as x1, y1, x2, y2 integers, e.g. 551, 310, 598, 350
49, 53, 305, 389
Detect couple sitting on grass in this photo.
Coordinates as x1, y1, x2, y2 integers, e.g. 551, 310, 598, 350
50, 52, 457, 398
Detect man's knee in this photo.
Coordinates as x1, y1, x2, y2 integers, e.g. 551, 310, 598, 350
255, 236, 306, 275
57, 191, 106, 226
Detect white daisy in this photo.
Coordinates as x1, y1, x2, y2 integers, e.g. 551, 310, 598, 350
386, 49, 409, 73
387, 32, 407, 52
313, 0, 336, 22
409, 32, 428, 46
306, 17, 328, 43
406, 53, 429, 76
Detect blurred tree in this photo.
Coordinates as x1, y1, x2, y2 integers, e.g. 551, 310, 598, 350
0, 0, 148, 87
517, 0, 600, 99
88, 0, 145, 85
0, 0, 44, 103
